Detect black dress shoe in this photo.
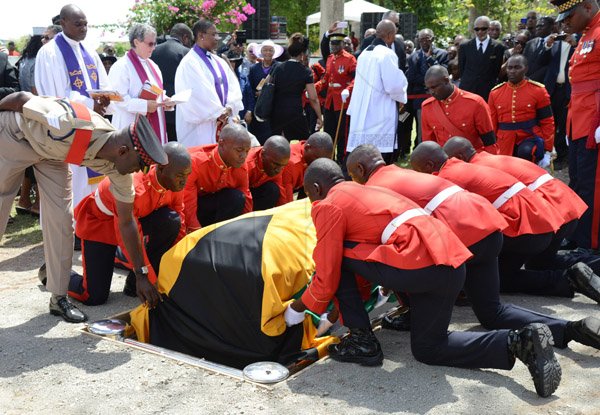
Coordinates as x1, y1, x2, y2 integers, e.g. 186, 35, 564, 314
123, 272, 137, 297
381, 312, 411, 331
508, 323, 561, 398
565, 262, 600, 303
328, 328, 384, 366
567, 317, 600, 350
49, 295, 88, 323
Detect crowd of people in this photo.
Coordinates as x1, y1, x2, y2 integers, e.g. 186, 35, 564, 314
1, 0, 600, 399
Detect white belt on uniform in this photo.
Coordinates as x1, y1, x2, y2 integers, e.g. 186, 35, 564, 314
381, 208, 429, 244
492, 182, 526, 209
527, 173, 553, 191
423, 185, 463, 214
93, 188, 114, 216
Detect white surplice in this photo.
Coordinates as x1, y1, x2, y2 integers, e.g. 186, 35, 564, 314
174, 48, 243, 147
34, 33, 113, 207
109, 53, 168, 144
346, 44, 407, 153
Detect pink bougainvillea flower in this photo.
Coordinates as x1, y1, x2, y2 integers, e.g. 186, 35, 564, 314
242, 3, 255, 15
168, 5, 179, 12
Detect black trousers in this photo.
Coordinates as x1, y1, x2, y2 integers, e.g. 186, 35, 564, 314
323, 107, 348, 165
250, 181, 280, 211
68, 207, 181, 305
551, 84, 569, 161
197, 188, 245, 227
464, 232, 569, 347
270, 112, 310, 142
336, 257, 513, 369
499, 230, 574, 297
568, 137, 600, 249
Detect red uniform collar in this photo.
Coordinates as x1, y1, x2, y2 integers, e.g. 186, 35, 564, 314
145, 166, 167, 193
442, 86, 461, 105
508, 79, 527, 89
211, 145, 231, 170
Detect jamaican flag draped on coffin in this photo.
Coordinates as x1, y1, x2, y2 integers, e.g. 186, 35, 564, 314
130, 199, 336, 369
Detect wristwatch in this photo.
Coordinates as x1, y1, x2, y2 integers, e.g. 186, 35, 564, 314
135, 265, 149, 276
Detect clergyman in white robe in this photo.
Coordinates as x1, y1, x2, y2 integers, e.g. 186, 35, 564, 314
35, 33, 113, 207
174, 49, 243, 147
108, 53, 168, 144
346, 41, 407, 154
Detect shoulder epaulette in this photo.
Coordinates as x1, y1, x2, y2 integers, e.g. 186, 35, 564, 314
527, 79, 545, 88
491, 82, 506, 91
422, 97, 436, 106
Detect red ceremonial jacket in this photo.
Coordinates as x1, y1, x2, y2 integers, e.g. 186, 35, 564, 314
366, 164, 508, 247
74, 166, 186, 282
245, 146, 284, 206
471, 152, 587, 223
316, 50, 356, 111
278, 141, 307, 205
488, 79, 555, 155
422, 87, 499, 154
183, 144, 252, 231
436, 157, 563, 237
300, 181, 472, 314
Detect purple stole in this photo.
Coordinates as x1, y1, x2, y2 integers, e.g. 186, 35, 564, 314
55, 33, 103, 183
127, 49, 166, 143
54, 33, 99, 97
193, 45, 229, 106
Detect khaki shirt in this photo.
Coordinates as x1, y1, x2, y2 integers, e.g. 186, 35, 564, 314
17, 96, 134, 203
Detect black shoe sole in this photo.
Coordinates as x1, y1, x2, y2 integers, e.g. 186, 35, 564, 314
328, 348, 384, 367
571, 317, 600, 349
49, 308, 88, 323
570, 268, 600, 303
525, 323, 562, 398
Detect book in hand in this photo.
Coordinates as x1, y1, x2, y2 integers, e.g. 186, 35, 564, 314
139, 81, 163, 101
86, 89, 123, 101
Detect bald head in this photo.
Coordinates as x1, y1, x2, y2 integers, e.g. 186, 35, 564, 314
218, 124, 252, 168
424, 65, 449, 83
376, 20, 397, 45
410, 142, 448, 173
157, 142, 192, 192
60, 4, 87, 42
59, 4, 83, 19
346, 145, 385, 184
424, 65, 453, 101
442, 137, 476, 162
305, 132, 334, 164
262, 135, 291, 177
303, 158, 345, 202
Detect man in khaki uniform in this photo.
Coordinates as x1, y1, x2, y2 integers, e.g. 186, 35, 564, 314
0, 91, 167, 323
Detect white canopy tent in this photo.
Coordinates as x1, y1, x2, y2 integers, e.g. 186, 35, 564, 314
305, 0, 390, 26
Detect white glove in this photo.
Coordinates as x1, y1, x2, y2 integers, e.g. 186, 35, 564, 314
595, 126, 600, 144
316, 313, 334, 337
284, 305, 305, 327
374, 286, 391, 309
538, 151, 552, 168
341, 89, 350, 103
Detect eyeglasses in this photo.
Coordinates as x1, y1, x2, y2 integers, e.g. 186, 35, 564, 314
42, 35, 51, 41
474, 27, 489, 32
142, 41, 156, 47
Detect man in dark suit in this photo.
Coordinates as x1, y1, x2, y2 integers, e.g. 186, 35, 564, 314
523, 16, 555, 82
359, 10, 406, 71
0, 52, 19, 99
406, 28, 449, 153
458, 16, 506, 101
151, 23, 193, 142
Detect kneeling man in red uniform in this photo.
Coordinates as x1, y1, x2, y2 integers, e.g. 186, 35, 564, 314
69, 142, 191, 305
285, 158, 561, 398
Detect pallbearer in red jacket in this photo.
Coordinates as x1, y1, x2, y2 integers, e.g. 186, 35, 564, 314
245, 135, 290, 210
421, 65, 499, 154
278, 132, 333, 205
444, 137, 600, 303
69, 142, 191, 305
316, 33, 356, 164
284, 158, 561, 398
412, 140, 600, 304
183, 124, 252, 231
348, 144, 600, 352
488, 55, 555, 164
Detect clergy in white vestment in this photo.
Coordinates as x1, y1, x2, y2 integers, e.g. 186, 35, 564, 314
35, 5, 113, 207
109, 23, 169, 144
347, 20, 407, 157
174, 19, 243, 147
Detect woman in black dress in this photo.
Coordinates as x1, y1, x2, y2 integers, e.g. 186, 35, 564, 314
270, 33, 323, 141
248, 40, 283, 144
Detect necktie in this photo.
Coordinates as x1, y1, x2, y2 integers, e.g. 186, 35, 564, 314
478, 42, 483, 54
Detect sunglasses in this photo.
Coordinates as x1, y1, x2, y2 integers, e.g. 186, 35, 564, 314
142, 41, 156, 47
42, 35, 51, 40
474, 27, 489, 32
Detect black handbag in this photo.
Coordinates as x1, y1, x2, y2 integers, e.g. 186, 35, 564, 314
254, 81, 275, 122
